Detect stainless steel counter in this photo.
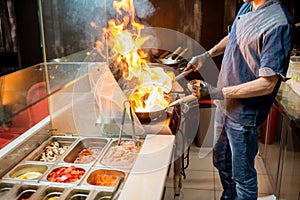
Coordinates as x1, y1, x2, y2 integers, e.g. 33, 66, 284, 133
0, 117, 175, 200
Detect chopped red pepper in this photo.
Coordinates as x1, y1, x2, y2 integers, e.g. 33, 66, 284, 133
47, 166, 85, 183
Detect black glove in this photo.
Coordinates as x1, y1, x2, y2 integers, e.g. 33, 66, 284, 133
189, 80, 224, 100
183, 52, 210, 72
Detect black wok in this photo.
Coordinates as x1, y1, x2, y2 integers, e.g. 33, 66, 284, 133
135, 108, 168, 123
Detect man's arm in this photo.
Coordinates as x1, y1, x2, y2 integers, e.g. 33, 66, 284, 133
208, 35, 229, 57
222, 75, 280, 98
185, 35, 229, 71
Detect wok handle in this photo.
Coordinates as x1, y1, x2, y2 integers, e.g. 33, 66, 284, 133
170, 46, 182, 59
174, 48, 188, 60
182, 94, 198, 102
168, 94, 197, 107
175, 69, 193, 81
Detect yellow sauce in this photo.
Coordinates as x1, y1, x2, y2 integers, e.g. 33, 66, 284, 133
17, 171, 42, 179
47, 197, 59, 200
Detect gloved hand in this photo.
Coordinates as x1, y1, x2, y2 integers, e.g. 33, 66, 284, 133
184, 51, 210, 72
188, 80, 224, 100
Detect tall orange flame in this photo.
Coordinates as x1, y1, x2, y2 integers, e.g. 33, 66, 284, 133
97, 0, 174, 112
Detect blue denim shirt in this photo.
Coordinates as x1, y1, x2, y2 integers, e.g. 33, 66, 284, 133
216, 0, 294, 126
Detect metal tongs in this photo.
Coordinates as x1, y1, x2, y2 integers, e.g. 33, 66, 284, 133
160, 47, 188, 65
117, 100, 140, 147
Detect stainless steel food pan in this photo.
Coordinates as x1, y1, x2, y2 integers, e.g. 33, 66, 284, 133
88, 191, 113, 200
38, 186, 65, 200
60, 137, 109, 165
60, 188, 91, 200
97, 139, 143, 169
0, 182, 16, 198
4, 184, 39, 200
81, 167, 126, 192
40, 164, 88, 186
23, 136, 78, 164
2, 163, 50, 183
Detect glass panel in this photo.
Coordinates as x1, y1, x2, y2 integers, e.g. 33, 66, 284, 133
0, 62, 106, 148
48, 63, 101, 136
49, 62, 145, 137
0, 65, 47, 149
38, 0, 108, 62
0, 61, 146, 145
45, 62, 95, 93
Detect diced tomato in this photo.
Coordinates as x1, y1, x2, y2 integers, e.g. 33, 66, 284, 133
47, 166, 85, 183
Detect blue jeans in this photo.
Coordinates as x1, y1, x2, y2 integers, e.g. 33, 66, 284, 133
213, 108, 259, 200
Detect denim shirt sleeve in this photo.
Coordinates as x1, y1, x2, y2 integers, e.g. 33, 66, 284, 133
259, 24, 295, 79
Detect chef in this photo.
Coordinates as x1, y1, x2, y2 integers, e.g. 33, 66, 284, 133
184, 0, 295, 199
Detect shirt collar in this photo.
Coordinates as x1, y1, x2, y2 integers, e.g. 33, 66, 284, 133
252, 0, 279, 11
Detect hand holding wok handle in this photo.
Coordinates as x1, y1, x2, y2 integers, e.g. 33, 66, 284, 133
191, 80, 224, 100
183, 51, 210, 72
169, 80, 224, 107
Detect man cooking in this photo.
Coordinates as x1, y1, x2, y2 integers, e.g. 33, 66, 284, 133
184, 0, 295, 199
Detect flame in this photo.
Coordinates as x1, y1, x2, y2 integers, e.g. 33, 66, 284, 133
129, 67, 174, 112
97, 0, 174, 112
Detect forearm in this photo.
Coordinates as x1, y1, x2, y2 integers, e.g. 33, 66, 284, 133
208, 35, 228, 57
222, 75, 279, 98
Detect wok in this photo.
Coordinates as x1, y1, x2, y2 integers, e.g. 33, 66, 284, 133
134, 108, 167, 123
129, 84, 172, 123
127, 92, 168, 123
133, 95, 197, 123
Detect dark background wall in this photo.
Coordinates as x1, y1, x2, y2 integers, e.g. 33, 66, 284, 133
146, 0, 299, 68
0, 0, 299, 75
0, 0, 42, 75
14, 0, 43, 68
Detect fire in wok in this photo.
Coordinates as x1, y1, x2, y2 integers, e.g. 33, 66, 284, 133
96, 0, 175, 122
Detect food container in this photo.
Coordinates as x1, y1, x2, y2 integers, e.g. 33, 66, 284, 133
23, 136, 78, 163
5, 184, 39, 200
97, 139, 143, 169
89, 191, 113, 200
40, 165, 87, 186
0, 182, 15, 197
2, 163, 50, 183
61, 188, 91, 200
60, 137, 109, 165
37, 186, 65, 200
81, 168, 126, 192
